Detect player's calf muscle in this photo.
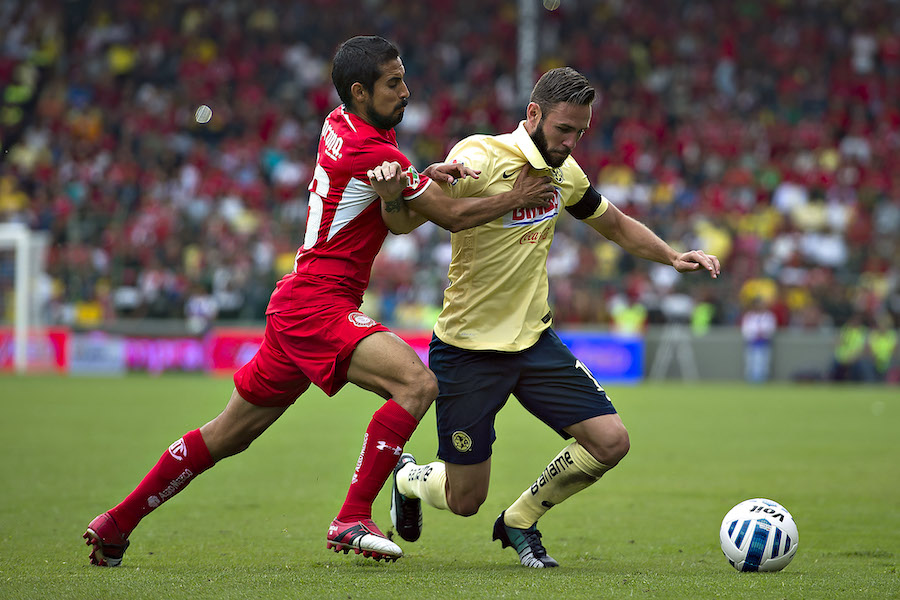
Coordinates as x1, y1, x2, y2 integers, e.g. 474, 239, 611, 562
200, 399, 286, 460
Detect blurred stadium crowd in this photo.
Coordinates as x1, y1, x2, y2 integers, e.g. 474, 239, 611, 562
1, 0, 899, 336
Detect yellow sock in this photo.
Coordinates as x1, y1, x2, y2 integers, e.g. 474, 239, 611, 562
504, 442, 611, 529
397, 461, 450, 511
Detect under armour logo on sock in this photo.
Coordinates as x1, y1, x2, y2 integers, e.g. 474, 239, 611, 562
375, 441, 403, 455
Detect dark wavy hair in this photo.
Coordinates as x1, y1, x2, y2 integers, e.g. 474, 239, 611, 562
331, 36, 401, 106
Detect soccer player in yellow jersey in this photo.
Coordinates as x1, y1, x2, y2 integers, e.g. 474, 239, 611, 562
368, 67, 721, 568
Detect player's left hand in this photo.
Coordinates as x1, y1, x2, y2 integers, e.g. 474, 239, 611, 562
423, 161, 480, 185
673, 250, 720, 279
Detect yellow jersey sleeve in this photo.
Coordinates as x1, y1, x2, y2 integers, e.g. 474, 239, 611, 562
563, 164, 609, 220
566, 167, 592, 207
443, 136, 493, 199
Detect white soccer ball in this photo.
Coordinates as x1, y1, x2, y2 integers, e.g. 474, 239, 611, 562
719, 498, 799, 572
195, 104, 213, 124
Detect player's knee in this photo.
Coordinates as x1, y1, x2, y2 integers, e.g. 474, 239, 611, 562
419, 368, 439, 403
582, 425, 630, 467
397, 367, 438, 420
447, 492, 486, 517
603, 426, 630, 465
611, 427, 630, 463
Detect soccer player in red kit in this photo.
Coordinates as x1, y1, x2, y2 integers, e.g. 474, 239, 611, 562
83, 35, 555, 565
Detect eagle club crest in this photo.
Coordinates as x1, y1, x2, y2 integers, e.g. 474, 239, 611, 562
551, 167, 564, 183
452, 430, 473, 452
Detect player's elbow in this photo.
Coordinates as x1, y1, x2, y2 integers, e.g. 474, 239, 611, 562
430, 215, 465, 233
383, 213, 422, 235
594, 217, 624, 244
440, 206, 476, 233
388, 223, 416, 235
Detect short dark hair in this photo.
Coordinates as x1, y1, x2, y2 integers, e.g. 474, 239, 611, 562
331, 36, 401, 106
529, 67, 595, 114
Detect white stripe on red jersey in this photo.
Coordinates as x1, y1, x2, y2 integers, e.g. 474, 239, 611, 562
266, 106, 431, 314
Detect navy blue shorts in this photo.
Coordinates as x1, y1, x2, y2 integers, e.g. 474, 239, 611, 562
429, 328, 617, 465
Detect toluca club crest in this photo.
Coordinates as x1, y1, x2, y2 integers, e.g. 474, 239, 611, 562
348, 311, 376, 328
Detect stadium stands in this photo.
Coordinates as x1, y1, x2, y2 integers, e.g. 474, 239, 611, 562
1, 0, 898, 334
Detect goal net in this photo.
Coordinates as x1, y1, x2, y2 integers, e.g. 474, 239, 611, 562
0, 223, 50, 372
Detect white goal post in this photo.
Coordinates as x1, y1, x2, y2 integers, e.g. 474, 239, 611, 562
0, 223, 49, 373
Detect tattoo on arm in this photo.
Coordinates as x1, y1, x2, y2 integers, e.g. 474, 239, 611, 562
385, 197, 404, 213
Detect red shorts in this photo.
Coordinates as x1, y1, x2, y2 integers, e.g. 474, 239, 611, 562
233, 302, 390, 406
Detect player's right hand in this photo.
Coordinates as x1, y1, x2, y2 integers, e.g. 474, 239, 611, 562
512, 166, 555, 209
423, 160, 480, 184
368, 160, 407, 200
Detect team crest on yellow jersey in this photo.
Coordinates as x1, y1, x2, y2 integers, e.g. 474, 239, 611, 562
551, 168, 564, 183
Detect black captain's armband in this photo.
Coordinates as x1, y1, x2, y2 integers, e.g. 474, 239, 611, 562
565, 186, 602, 220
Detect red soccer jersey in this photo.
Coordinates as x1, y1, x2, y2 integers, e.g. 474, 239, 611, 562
266, 105, 431, 314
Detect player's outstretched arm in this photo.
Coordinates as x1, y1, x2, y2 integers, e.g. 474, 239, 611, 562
381, 196, 428, 234
369, 162, 429, 234
376, 162, 482, 234
422, 161, 480, 185
370, 161, 555, 234
586, 200, 720, 278
410, 166, 554, 233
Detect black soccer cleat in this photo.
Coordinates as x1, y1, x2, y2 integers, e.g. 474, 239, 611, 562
389, 453, 423, 542
492, 511, 559, 568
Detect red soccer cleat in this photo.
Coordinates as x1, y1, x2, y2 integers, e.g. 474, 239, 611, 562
83, 512, 130, 567
326, 518, 402, 562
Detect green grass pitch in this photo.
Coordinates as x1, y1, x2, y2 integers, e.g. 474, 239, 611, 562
0, 375, 897, 599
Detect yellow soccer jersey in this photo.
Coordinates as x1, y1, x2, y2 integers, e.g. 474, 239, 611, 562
433, 121, 608, 351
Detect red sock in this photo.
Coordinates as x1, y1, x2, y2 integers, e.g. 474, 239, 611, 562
108, 428, 214, 535
337, 399, 419, 522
